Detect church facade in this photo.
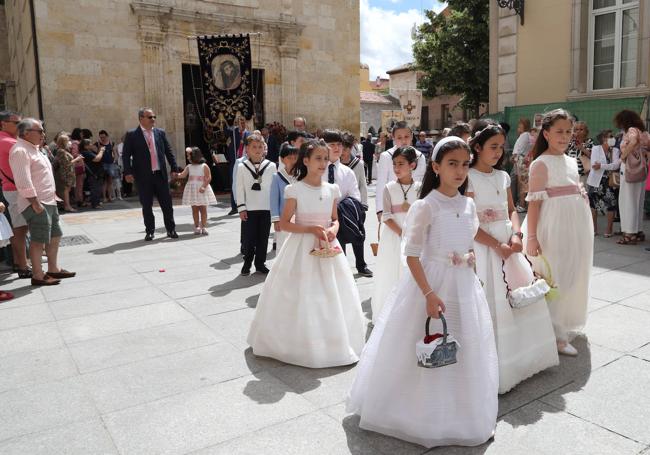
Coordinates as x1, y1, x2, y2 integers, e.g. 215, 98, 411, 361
0, 0, 360, 159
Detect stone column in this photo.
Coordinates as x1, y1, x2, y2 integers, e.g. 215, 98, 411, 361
637, 0, 650, 88
279, 45, 298, 126
139, 28, 165, 121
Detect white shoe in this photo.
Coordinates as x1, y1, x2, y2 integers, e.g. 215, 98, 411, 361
557, 341, 578, 356
201, 228, 208, 235
193, 227, 201, 235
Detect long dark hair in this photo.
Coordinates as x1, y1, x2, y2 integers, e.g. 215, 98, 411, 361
419, 139, 470, 199
293, 139, 327, 181
469, 119, 507, 169
531, 109, 574, 159
189, 147, 205, 164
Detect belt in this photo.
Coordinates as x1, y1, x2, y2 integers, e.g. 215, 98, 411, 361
477, 207, 508, 224
546, 184, 582, 198
427, 251, 476, 268
152, 170, 163, 175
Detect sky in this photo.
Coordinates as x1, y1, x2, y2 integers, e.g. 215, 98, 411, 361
361, 0, 447, 80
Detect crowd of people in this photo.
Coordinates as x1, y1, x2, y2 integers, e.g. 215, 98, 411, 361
236, 108, 647, 449
0, 103, 648, 448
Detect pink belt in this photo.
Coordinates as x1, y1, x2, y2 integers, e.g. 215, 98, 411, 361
477, 208, 508, 224
546, 184, 582, 198
295, 214, 331, 226
188, 176, 204, 182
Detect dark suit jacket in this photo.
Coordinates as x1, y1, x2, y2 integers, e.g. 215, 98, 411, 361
226, 127, 250, 166
123, 127, 179, 182
362, 141, 375, 162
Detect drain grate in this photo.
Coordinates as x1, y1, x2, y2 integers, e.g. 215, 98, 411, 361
59, 235, 93, 247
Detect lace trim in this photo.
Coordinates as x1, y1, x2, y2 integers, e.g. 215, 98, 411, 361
526, 191, 548, 201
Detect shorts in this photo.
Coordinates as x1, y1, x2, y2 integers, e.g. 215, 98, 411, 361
103, 163, 120, 178
22, 204, 62, 244
3, 190, 26, 228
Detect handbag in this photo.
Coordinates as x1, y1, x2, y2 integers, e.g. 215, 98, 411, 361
309, 239, 343, 258
623, 131, 649, 183
416, 314, 460, 369
502, 254, 551, 309
608, 170, 620, 188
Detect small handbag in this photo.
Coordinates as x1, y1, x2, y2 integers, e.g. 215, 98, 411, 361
309, 239, 343, 258
608, 170, 621, 188
416, 314, 460, 369
502, 255, 551, 309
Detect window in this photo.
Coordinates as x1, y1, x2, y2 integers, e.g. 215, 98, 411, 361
589, 0, 639, 90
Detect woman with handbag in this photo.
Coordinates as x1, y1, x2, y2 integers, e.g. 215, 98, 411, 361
614, 110, 648, 245
468, 120, 558, 394
587, 130, 620, 237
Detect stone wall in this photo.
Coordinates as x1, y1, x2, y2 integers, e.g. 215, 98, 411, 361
3, 0, 360, 161
361, 100, 400, 135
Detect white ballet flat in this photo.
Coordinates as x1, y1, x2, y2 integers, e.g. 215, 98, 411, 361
557, 342, 578, 356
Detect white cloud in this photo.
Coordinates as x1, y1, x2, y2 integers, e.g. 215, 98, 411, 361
360, 0, 446, 80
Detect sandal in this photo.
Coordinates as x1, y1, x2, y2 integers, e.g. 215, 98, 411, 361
637, 232, 646, 242
31, 275, 60, 286
617, 235, 638, 245
14, 267, 33, 279
604, 232, 613, 238
0, 291, 14, 301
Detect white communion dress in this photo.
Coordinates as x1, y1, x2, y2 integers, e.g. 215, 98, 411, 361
372, 180, 422, 323
182, 163, 217, 206
523, 154, 593, 342
468, 168, 558, 394
247, 181, 366, 368
347, 190, 498, 448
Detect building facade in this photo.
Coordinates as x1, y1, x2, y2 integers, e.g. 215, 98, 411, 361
489, 0, 648, 136
0, 0, 360, 160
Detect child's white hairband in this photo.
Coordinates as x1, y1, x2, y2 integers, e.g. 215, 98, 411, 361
431, 136, 464, 162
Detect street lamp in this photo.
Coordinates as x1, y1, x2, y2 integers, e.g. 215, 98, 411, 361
497, 0, 524, 26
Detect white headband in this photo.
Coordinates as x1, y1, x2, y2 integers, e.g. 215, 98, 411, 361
432, 136, 464, 162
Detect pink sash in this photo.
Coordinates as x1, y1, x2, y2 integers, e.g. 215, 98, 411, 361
546, 184, 581, 198
477, 208, 508, 224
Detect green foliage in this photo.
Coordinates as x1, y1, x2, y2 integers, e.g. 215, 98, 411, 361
413, 0, 489, 117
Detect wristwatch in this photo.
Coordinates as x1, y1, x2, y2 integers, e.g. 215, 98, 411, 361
512, 231, 524, 240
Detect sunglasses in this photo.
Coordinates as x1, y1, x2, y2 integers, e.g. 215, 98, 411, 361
2, 120, 20, 124
145, 116, 156, 119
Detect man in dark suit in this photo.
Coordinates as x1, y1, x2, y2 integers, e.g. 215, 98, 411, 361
226, 116, 250, 215
123, 107, 180, 241
361, 133, 375, 184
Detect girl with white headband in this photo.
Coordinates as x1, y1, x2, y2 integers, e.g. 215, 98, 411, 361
347, 136, 498, 449
467, 119, 558, 394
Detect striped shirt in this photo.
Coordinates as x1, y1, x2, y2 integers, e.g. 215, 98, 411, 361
8, 137, 58, 213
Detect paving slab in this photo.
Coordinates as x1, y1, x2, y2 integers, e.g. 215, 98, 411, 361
0, 303, 54, 331
102, 372, 316, 455
57, 301, 194, 343
541, 356, 650, 445
0, 347, 78, 393
194, 411, 376, 455
0, 321, 65, 358
67, 318, 219, 373
584, 303, 650, 353
0, 418, 118, 455
0, 376, 99, 442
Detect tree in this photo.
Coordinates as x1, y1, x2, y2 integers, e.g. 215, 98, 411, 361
413, 0, 489, 118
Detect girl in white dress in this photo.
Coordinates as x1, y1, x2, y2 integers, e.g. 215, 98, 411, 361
347, 137, 498, 449
179, 147, 217, 235
524, 109, 594, 356
467, 120, 558, 394
247, 139, 365, 368
372, 146, 421, 323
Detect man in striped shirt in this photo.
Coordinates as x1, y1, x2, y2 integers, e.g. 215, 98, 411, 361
9, 118, 76, 286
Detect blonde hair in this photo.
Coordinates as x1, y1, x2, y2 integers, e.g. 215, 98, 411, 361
56, 134, 70, 150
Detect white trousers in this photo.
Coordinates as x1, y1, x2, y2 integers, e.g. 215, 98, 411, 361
619, 163, 646, 234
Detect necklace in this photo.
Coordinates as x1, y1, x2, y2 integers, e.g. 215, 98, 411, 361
398, 179, 414, 210
474, 169, 501, 195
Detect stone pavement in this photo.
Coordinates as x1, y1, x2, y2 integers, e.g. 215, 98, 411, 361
0, 189, 649, 455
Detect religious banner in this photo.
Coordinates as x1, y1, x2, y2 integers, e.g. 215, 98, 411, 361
395, 89, 423, 130
381, 110, 404, 133
197, 34, 253, 127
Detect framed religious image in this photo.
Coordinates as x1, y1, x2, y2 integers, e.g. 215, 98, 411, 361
211, 54, 242, 91
533, 113, 543, 129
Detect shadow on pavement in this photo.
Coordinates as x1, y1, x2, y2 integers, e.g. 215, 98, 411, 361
208, 273, 265, 297
88, 231, 202, 254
